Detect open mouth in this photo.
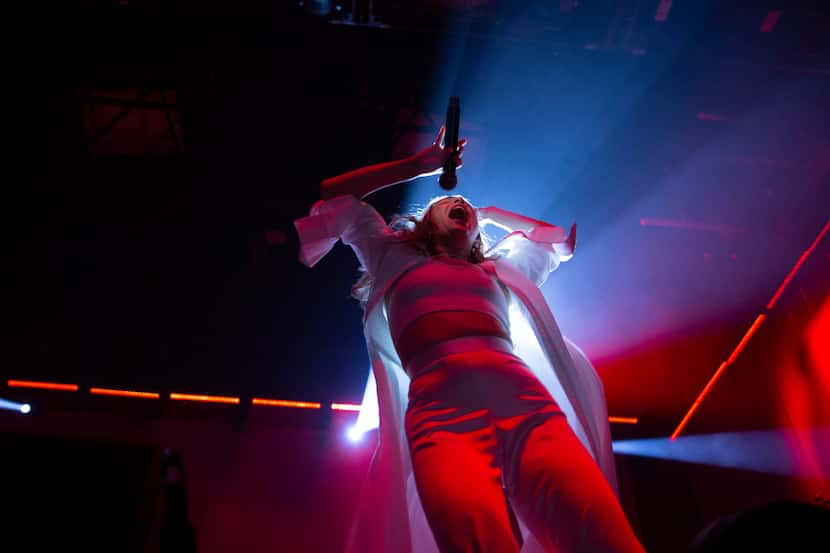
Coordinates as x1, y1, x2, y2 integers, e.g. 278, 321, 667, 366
449, 205, 468, 222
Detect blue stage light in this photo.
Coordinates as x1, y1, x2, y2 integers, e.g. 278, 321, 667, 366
614, 428, 830, 480
346, 426, 363, 443
1, 397, 31, 414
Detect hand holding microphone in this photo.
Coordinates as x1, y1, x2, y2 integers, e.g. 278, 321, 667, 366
411, 98, 466, 186
439, 96, 461, 190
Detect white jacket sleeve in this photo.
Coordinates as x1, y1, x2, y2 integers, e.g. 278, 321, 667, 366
294, 194, 394, 275
488, 224, 575, 287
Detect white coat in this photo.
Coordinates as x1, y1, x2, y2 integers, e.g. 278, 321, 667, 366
295, 194, 617, 553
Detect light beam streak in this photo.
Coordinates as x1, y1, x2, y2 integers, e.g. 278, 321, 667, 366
1, 397, 32, 414
615, 428, 830, 480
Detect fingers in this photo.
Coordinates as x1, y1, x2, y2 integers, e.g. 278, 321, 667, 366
442, 149, 463, 167
450, 137, 466, 167
434, 125, 446, 147
435, 128, 467, 152
453, 139, 466, 167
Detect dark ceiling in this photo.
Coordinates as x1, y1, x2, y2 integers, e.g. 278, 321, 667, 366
2, 0, 829, 439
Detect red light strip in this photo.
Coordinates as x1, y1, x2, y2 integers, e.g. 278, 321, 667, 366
331, 402, 362, 412
671, 220, 830, 440
726, 314, 767, 364
252, 398, 321, 409
90, 387, 159, 399
170, 393, 240, 404
671, 314, 767, 440
766, 220, 830, 310
608, 416, 638, 425
7, 379, 78, 392
671, 362, 729, 440
5, 381, 637, 424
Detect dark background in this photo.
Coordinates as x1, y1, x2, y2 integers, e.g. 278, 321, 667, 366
2, 1, 829, 551
4, 1, 827, 418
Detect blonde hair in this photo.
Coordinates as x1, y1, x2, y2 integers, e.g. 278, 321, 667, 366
351, 195, 496, 306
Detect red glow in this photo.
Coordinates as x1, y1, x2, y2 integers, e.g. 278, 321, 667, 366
170, 393, 240, 404
672, 314, 767, 439
654, 0, 672, 22
264, 229, 288, 246
252, 398, 321, 409
767, 220, 830, 310
608, 416, 638, 425
331, 403, 362, 412
7, 379, 78, 392
806, 294, 830, 381
672, 220, 830, 440
760, 11, 782, 33
775, 294, 830, 487
90, 387, 159, 399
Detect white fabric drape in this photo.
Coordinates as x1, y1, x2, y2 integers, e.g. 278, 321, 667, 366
295, 195, 617, 553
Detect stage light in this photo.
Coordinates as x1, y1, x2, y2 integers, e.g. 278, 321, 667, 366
608, 416, 638, 425
90, 387, 160, 399
352, 368, 379, 434
331, 402, 362, 412
672, 220, 830, 439
614, 428, 830, 480
1, 397, 31, 414
346, 426, 363, 443
252, 398, 321, 409
7, 379, 78, 392
170, 393, 240, 404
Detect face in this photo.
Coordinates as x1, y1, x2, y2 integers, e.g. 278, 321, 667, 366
426, 196, 479, 257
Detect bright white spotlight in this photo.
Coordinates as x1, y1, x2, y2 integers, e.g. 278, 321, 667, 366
353, 367, 379, 434
347, 426, 363, 443
1, 397, 30, 414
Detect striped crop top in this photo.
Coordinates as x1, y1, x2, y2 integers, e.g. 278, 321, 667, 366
386, 256, 511, 346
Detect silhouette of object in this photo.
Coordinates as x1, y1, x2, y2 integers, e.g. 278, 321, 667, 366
160, 448, 197, 553
0, 431, 164, 552
689, 500, 830, 552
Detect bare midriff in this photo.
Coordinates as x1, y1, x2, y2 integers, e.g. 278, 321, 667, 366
395, 310, 510, 369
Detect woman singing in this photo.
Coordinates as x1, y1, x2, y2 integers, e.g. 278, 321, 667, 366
294, 128, 645, 553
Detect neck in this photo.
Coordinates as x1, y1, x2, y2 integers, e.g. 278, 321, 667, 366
433, 243, 469, 259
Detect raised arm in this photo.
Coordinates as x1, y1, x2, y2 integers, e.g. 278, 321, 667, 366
479, 205, 576, 257
477, 206, 556, 234
320, 127, 466, 200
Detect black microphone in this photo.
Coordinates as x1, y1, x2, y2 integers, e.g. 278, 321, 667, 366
439, 96, 460, 190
